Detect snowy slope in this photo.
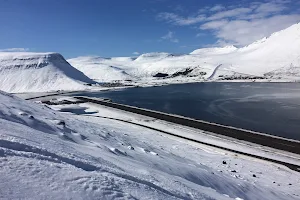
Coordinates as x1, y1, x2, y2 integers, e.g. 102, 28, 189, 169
1, 92, 300, 199
68, 56, 133, 82
69, 53, 215, 81
69, 23, 300, 83
0, 52, 95, 93
190, 45, 237, 55
265, 61, 300, 80
226, 22, 300, 76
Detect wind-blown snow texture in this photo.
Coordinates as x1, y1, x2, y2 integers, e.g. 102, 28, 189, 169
0, 92, 299, 199
69, 23, 300, 83
0, 52, 94, 93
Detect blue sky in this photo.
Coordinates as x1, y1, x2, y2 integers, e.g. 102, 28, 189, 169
0, 0, 299, 58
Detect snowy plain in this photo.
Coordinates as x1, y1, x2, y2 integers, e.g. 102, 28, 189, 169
1, 92, 299, 200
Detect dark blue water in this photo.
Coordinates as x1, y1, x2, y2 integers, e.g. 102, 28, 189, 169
72, 82, 300, 140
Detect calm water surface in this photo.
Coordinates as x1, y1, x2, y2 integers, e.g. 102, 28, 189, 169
72, 83, 300, 140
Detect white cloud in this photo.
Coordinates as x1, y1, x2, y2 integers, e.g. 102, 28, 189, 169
161, 31, 179, 43
201, 20, 228, 29
207, 8, 253, 20
210, 5, 225, 12
254, 2, 286, 14
158, 0, 300, 46
0, 48, 29, 52
132, 52, 140, 55
157, 12, 206, 25
198, 6, 210, 13
201, 15, 300, 46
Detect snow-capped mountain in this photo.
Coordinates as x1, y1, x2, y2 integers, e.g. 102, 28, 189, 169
1, 23, 299, 94
67, 56, 133, 82
0, 52, 95, 93
69, 23, 300, 83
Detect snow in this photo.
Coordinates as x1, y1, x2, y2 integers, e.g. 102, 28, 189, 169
1, 91, 299, 199
68, 23, 300, 84
190, 45, 238, 55
66, 56, 133, 82
0, 52, 95, 93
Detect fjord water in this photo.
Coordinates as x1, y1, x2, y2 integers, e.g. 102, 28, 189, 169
75, 83, 300, 140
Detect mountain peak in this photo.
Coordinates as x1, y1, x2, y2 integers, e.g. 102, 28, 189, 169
0, 52, 94, 93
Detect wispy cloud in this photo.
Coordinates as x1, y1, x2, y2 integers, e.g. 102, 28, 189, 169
210, 5, 225, 12
207, 8, 252, 21
0, 48, 29, 52
170, 4, 185, 12
157, 12, 206, 26
161, 31, 179, 43
196, 33, 205, 38
132, 52, 140, 55
157, 0, 300, 46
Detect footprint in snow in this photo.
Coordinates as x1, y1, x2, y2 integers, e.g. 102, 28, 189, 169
18, 111, 34, 119
150, 152, 158, 156
140, 148, 150, 153
18, 111, 28, 116
109, 148, 127, 156
127, 146, 134, 150
140, 148, 158, 156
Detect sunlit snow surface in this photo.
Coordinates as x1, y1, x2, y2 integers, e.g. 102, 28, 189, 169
0, 52, 94, 93
1, 92, 299, 200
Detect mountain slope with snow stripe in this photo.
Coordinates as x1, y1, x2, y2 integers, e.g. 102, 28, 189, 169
69, 23, 300, 83
0, 52, 95, 93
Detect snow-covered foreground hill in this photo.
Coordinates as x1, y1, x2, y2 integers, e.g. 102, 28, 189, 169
69, 23, 300, 83
1, 91, 299, 199
0, 52, 95, 93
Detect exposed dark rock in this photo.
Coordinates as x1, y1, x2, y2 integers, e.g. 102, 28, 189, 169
253, 174, 256, 177
222, 161, 227, 164
42, 100, 85, 105
99, 82, 126, 87
199, 71, 207, 76
218, 75, 266, 81
57, 120, 66, 126
171, 68, 193, 77
153, 73, 169, 78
